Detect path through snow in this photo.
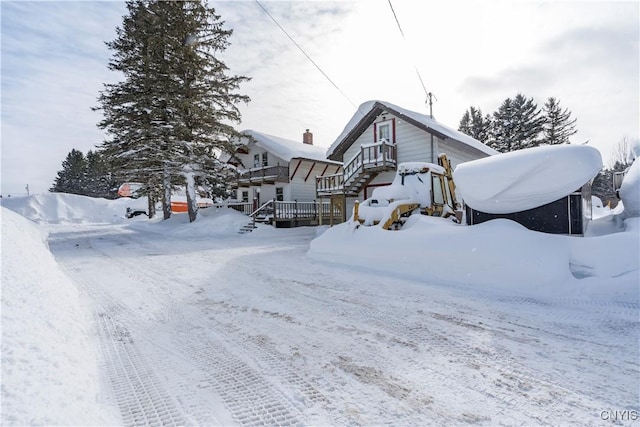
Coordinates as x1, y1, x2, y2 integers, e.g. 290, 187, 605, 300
47, 222, 639, 426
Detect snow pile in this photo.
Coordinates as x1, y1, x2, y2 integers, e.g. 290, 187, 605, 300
126, 204, 251, 237
309, 215, 638, 300
619, 157, 640, 217
454, 144, 602, 213
0, 207, 117, 425
0, 192, 141, 224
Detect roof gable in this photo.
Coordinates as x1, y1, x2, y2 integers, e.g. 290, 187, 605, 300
327, 100, 498, 160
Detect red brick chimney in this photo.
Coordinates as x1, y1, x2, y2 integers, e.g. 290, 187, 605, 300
303, 129, 313, 145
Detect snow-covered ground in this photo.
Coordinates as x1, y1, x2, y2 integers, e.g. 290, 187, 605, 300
1, 192, 639, 426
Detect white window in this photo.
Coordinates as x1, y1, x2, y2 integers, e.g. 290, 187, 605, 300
376, 119, 394, 143
254, 154, 260, 168
262, 152, 268, 167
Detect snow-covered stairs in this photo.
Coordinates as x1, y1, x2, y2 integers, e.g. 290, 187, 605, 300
238, 222, 257, 234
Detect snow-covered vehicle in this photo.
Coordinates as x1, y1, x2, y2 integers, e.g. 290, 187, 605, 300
125, 207, 148, 218
352, 154, 460, 229
454, 144, 603, 235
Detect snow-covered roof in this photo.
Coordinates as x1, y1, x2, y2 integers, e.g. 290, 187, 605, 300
240, 130, 339, 164
327, 100, 498, 159
453, 144, 603, 214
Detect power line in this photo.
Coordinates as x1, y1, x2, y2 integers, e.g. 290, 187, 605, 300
387, 0, 430, 106
254, 0, 356, 109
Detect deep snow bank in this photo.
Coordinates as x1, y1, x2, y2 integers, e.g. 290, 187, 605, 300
124, 204, 251, 237
308, 215, 638, 301
0, 192, 142, 224
619, 157, 640, 217
0, 207, 118, 425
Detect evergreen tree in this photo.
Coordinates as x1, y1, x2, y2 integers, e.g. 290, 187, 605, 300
488, 98, 515, 153
50, 149, 87, 194
95, 0, 249, 222
458, 106, 491, 144
489, 94, 545, 152
85, 150, 118, 199
458, 110, 471, 135
542, 97, 577, 145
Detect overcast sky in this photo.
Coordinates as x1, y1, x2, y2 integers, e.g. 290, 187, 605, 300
1, 0, 638, 196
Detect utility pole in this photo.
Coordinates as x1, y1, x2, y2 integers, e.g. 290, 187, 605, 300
25, 184, 29, 196
426, 92, 437, 118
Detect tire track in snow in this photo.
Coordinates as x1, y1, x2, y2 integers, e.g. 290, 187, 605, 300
66, 233, 314, 426
95, 305, 188, 427
247, 267, 628, 425
168, 316, 305, 426
52, 231, 224, 426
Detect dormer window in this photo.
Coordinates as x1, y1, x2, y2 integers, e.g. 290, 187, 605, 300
374, 119, 395, 143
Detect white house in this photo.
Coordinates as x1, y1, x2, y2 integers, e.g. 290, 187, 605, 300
316, 100, 497, 219
228, 129, 343, 226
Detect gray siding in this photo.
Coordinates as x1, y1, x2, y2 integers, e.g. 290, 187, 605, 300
289, 159, 333, 202
340, 113, 447, 167
439, 139, 491, 169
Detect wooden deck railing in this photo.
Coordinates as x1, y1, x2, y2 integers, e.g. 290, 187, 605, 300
238, 165, 289, 184
344, 141, 397, 186
316, 173, 344, 196
274, 201, 341, 220
219, 201, 253, 215
316, 141, 397, 196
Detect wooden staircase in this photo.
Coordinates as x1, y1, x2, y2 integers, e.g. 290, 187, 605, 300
316, 141, 397, 197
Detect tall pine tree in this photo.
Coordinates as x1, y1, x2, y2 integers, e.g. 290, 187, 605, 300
542, 97, 577, 145
50, 149, 87, 194
458, 106, 492, 144
489, 94, 545, 152
86, 150, 118, 199
95, 0, 250, 221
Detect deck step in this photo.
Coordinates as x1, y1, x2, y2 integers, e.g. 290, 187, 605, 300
238, 223, 257, 234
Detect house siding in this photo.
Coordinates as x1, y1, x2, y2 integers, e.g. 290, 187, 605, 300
289, 159, 316, 201
438, 139, 489, 169
342, 113, 451, 167
235, 139, 341, 204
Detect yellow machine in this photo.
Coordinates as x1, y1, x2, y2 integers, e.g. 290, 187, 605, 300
353, 154, 460, 230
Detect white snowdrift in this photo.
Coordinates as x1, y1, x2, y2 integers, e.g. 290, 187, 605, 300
308, 215, 638, 300
125, 204, 252, 237
454, 144, 602, 213
0, 192, 141, 224
619, 157, 640, 217
0, 208, 117, 425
